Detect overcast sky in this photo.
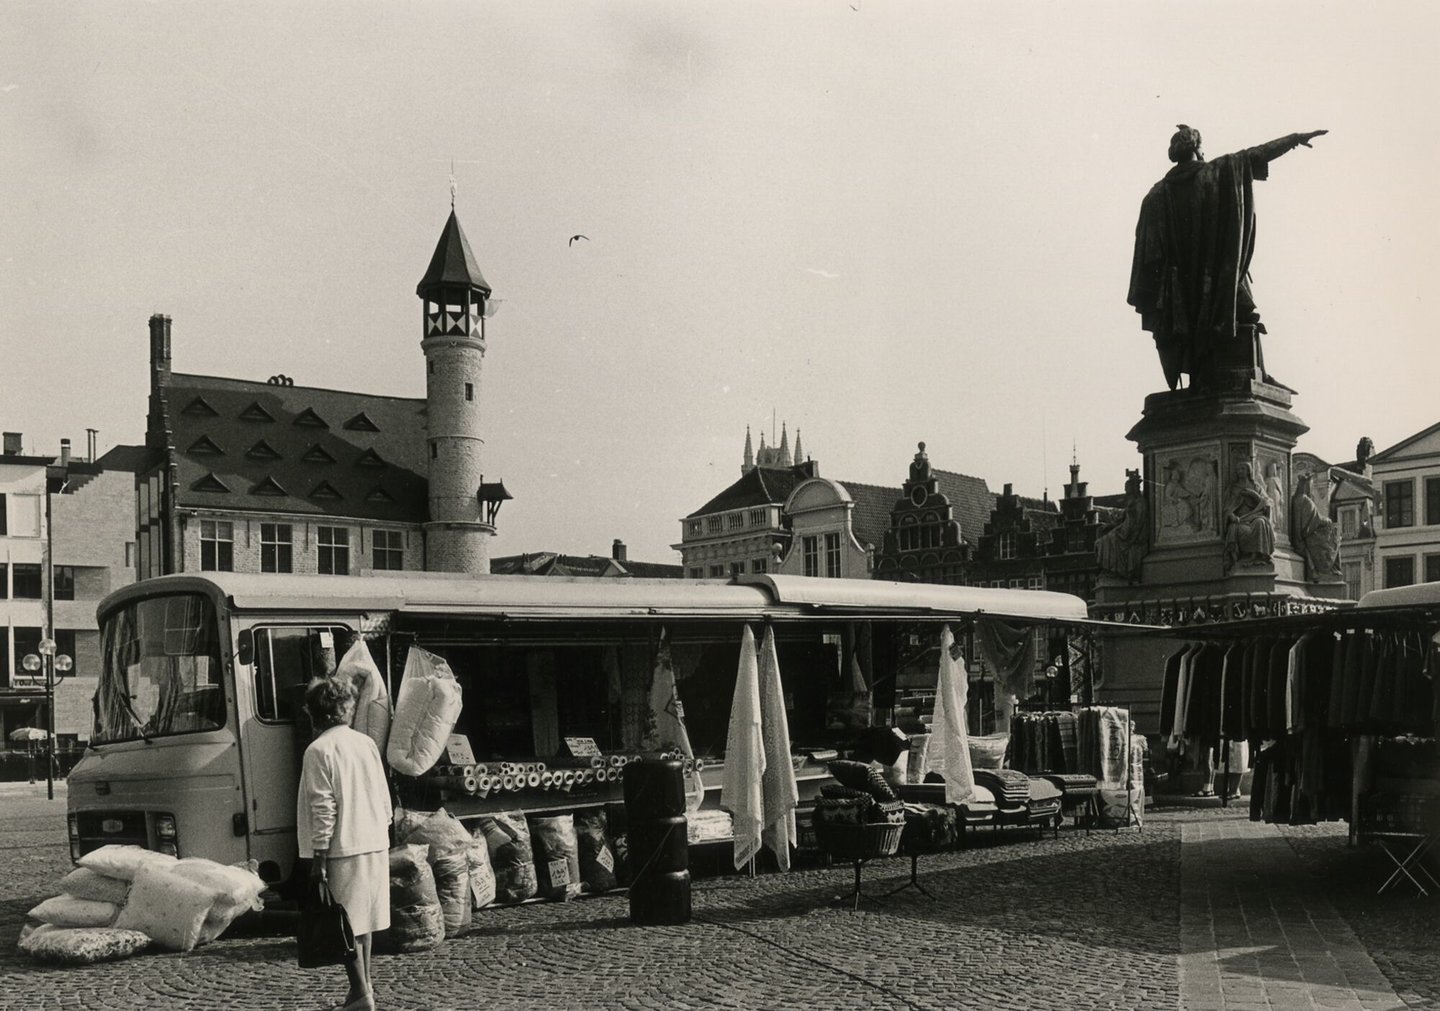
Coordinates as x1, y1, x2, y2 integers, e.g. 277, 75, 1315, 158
4, 2, 1436, 563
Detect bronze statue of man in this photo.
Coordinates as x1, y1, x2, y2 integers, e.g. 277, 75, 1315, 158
1128, 125, 1327, 391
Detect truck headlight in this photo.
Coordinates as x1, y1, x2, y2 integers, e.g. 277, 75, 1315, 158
155, 813, 178, 856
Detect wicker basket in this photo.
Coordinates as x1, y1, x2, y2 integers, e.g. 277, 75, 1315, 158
814, 820, 904, 860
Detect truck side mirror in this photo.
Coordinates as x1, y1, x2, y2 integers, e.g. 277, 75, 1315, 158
236, 628, 254, 667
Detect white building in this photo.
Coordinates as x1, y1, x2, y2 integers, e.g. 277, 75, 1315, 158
1372, 421, 1440, 588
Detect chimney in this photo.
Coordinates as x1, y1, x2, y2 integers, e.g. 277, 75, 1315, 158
612, 539, 627, 562
86, 428, 98, 463
149, 314, 173, 390
2, 432, 20, 456
60, 439, 71, 466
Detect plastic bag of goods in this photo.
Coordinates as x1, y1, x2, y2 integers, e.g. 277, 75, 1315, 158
18, 923, 152, 965
27, 895, 120, 928
465, 828, 496, 911
169, 859, 267, 944
474, 812, 537, 903
573, 809, 618, 893
399, 808, 475, 933
77, 844, 177, 882
382, 843, 444, 953
113, 865, 217, 952
339, 638, 393, 757
386, 647, 463, 776
529, 814, 582, 902
58, 867, 131, 906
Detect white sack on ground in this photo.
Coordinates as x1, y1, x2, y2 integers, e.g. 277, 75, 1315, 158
757, 625, 798, 871
18, 924, 152, 964
387, 646, 464, 776
76, 844, 177, 882
113, 865, 215, 952
920, 624, 976, 805
27, 895, 119, 928
720, 625, 765, 871
58, 867, 130, 905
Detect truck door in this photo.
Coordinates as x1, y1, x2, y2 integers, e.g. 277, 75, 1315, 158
239, 625, 351, 846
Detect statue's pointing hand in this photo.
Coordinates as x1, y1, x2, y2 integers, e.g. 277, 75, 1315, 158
1298, 129, 1328, 147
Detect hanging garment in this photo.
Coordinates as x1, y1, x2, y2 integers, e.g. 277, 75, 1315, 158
1338, 632, 1364, 727
1219, 644, 1243, 740
1285, 634, 1307, 734
1160, 648, 1184, 750
1267, 638, 1290, 738
1326, 632, 1346, 729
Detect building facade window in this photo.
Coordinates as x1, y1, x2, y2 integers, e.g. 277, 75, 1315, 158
1342, 560, 1363, 601
998, 532, 1017, 560
12, 563, 41, 599
688, 567, 704, 579
750, 558, 767, 573
372, 530, 404, 570
708, 564, 724, 578
1384, 555, 1415, 589
1340, 507, 1357, 539
1426, 553, 1440, 584
1427, 477, 1440, 526
260, 523, 293, 573
803, 536, 819, 577
1027, 575, 1043, 590
200, 520, 235, 572
318, 526, 350, 575
52, 565, 76, 601
0, 493, 5, 534
464, 382, 474, 402
729, 561, 745, 576
1385, 480, 1414, 529
824, 532, 841, 577
0, 563, 6, 599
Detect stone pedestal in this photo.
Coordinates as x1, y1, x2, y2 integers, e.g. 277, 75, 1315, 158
1094, 373, 1347, 613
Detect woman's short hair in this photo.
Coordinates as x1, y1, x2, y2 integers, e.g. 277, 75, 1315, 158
304, 676, 356, 726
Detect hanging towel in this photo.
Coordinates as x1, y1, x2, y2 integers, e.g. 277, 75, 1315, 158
757, 626, 798, 871
720, 626, 765, 871
975, 618, 1038, 701
919, 625, 975, 805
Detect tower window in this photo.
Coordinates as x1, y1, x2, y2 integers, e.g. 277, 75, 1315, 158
429, 361, 435, 375
465, 382, 474, 402
431, 444, 438, 460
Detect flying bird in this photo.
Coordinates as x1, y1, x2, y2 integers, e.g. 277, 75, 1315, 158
569, 234, 589, 246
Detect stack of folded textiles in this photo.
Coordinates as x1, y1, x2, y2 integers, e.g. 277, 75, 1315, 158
974, 769, 1029, 808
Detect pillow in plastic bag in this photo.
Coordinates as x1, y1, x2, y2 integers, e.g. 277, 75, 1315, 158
18, 924, 152, 964
475, 813, 537, 904
529, 815, 581, 902
27, 895, 119, 928
58, 868, 131, 906
77, 845, 177, 882
113, 866, 214, 952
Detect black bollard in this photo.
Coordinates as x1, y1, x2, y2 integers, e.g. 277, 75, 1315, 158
622, 757, 691, 926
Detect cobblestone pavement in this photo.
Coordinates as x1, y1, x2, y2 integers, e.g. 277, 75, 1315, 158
0, 784, 1434, 1011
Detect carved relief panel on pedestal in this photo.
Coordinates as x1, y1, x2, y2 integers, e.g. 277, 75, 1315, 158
1152, 444, 1221, 546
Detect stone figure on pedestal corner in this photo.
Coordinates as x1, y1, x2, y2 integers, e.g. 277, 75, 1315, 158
1222, 460, 1276, 572
1095, 468, 1149, 581
1127, 125, 1327, 391
1291, 471, 1341, 581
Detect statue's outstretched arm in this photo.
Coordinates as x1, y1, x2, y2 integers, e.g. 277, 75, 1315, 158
1251, 130, 1328, 164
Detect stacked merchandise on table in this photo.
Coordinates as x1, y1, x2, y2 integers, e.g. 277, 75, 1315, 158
973, 768, 1029, 808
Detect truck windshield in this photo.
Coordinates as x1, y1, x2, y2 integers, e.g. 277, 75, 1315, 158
95, 593, 225, 743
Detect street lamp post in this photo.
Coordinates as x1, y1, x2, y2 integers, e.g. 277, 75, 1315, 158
22, 638, 73, 801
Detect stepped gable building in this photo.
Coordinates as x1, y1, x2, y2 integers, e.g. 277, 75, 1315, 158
873, 442, 995, 585
132, 209, 507, 579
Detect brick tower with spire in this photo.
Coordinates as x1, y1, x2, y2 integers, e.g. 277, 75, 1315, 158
417, 208, 503, 574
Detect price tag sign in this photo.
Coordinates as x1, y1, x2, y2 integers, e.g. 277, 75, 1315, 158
562, 736, 601, 759
444, 734, 476, 766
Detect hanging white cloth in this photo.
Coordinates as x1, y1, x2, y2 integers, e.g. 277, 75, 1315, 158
644, 628, 705, 810
757, 625, 798, 871
919, 624, 975, 805
721, 625, 766, 871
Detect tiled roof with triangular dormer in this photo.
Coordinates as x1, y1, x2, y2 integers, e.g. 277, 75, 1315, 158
416, 209, 491, 297
687, 465, 811, 518
163, 373, 427, 523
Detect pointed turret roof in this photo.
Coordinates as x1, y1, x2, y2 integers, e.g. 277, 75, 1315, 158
417, 210, 491, 298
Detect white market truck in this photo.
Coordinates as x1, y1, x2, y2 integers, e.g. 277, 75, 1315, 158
67, 570, 1097, 892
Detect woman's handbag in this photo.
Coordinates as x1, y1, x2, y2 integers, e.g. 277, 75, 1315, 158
297, 879, 357, 968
